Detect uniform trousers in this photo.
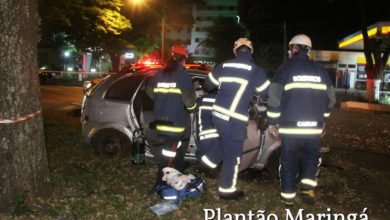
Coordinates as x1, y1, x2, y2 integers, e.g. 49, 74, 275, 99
202, 116, 246, 195
280, 135, 320, 197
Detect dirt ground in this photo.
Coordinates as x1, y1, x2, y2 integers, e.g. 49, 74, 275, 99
1, 98, 389, 219
318, 108, 390, 218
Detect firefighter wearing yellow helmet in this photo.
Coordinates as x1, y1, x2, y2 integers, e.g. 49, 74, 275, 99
200, 37, 270, 200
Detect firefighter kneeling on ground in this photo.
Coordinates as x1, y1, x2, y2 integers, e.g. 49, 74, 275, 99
199, 38, 270, 200
147, 45, 197, 187
267, 34, 336, 206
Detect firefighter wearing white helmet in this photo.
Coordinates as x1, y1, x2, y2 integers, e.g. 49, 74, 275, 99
267, 34, 336, 206
199, 37, 270, 200
288, 34, 312, 58
289, 34, 312, 48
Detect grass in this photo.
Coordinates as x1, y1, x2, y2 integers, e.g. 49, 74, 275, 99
2, 111, 390, 219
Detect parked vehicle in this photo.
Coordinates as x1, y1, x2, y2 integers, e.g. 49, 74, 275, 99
81, 68, 281, 175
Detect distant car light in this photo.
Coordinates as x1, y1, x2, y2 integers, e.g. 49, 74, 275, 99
85, 82, 92, 89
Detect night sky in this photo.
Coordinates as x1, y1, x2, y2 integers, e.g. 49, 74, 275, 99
239, 0, 390, 50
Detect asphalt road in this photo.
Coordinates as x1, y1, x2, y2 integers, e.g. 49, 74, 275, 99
40, 85, 83, 127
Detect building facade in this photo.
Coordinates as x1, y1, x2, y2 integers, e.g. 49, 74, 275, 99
310, 50, 390, 92
187, 0, 238, 63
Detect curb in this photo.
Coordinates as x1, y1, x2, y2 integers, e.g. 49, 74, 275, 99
340, 101, 390, 112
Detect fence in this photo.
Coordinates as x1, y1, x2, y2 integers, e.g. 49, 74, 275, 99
39, 70, 115, 86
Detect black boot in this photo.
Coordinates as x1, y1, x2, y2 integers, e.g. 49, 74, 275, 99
219, 191, 245, 200
196, 163, 218, 178
300, 190, 316, 205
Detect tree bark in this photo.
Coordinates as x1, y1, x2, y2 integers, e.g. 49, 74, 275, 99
108, 50, 121, 73
359, 1, 390, 102
0, 0, 51, 212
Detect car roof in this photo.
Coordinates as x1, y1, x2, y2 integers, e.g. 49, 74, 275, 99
111, 67, 208, 80
90, 67, 209, 98
95, 67, 208, 93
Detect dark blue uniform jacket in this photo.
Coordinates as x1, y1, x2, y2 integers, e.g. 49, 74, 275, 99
267, 52, 336, 137
204, 52, 270, 123
150, 66, 197, 136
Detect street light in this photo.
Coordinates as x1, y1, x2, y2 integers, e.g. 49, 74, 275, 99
129, 0, 166, 63
64, 51, 70, 73
130, 0, 148, 8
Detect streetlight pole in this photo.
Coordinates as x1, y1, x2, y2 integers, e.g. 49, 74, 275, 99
161, 0, 166, 64
130, 0, 166, 63
64, 51, 70, 74
161, 16, 166, 64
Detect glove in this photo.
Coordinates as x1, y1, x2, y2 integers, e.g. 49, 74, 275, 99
269, 124, 280, 139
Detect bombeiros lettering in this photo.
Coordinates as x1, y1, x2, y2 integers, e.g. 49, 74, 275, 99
297, 121, 318, 127
223, 63, 253, 71
293, 75, 321, 83
157, 82, 177, 88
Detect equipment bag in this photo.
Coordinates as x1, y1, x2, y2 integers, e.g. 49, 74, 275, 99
154, 177, 206, 205
185, 177, 205, 198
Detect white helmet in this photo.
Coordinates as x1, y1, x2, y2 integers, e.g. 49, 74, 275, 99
233, 38, 253, 55
289, 34, 312, 48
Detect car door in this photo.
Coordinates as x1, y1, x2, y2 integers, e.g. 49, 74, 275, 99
100, 75, 144, 127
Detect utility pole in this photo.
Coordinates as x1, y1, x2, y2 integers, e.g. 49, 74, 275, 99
161, 0, 166, 64
283, 21, 287, 62
161, 16, 166, 64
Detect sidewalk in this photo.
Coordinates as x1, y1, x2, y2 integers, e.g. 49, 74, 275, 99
335, 88, 390, 112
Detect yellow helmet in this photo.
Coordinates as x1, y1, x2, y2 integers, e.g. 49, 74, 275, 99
289, 34, 312, 48
233, 38, 253, 55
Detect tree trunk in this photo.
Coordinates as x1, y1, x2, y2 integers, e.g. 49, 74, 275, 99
108, 50, 121, 73
365, 66, 375, 102
0, 0, 51, 212
365, 62, 384, 102
366, 79, 375, 102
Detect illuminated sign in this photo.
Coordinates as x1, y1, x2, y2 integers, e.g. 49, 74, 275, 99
339, 28, 377, 48
124, 52, 134, 59
338, 22, 390, 49
381, 26, 390, 34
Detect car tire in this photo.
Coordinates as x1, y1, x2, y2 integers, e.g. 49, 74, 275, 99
265, 148, 281, 181
92, 129, 131, 158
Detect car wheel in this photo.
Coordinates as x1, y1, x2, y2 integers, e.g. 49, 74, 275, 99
265, 148, 281, 181
92, 129, 131, 158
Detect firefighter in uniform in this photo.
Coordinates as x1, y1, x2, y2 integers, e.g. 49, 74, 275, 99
200, 38, 270, 200
148, 45, 197, 185
267, 34, 336, 205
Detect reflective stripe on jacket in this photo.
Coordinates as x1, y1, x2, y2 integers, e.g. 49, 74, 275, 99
150, 66, 197, 136
267, 52, 336, 136
204, 52, 269, 122
197, 93, 219, 140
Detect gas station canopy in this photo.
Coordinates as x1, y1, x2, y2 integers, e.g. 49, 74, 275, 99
338, 22, 390, 50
